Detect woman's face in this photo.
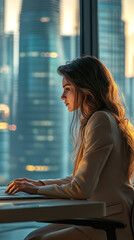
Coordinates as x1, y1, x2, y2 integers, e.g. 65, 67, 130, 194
61, 77, 81, 112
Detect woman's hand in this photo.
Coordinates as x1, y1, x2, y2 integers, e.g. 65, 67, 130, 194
5, 179, 40, 195
7, 177, 43, 187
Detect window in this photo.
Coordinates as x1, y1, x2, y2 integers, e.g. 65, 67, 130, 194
0, 0, 80, 185
98, 0, 134, 124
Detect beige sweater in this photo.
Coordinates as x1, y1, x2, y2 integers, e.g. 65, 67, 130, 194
38, 111, 134, 239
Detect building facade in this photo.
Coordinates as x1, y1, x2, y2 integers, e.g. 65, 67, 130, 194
98, 0, 125, 93
11, 0, 69, 180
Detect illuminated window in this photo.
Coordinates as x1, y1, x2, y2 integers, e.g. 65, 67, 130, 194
0, 65, 10, 73
27, 52, 39, 57
30, 121, 53, 126
40, 52, 58, 58
40, 17, 50, 22
32, 72, 48, 78
48, 135, 54, 141
0, 122, 8, 130
26, 165, 59, 172
0, 104, 10, 117
20, 52, 26, 57
34, 135, 47, 141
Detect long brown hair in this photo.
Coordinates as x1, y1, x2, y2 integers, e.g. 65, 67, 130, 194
57, 56, 134, 182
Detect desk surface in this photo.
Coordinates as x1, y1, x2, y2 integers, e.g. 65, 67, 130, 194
0, 199, 106, 223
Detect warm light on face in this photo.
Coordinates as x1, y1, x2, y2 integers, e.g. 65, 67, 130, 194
61, 77, 81, 112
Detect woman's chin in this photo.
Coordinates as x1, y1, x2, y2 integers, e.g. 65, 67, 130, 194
67, 106, 74, 112
67, 106, 79, 112
68, 109, 73, 112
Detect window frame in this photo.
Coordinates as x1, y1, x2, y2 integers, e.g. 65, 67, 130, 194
80, 0, 98, 57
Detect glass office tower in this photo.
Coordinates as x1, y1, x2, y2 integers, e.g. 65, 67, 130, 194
125, 76, 134, 123
0, 0, 4, 69
0, 0, 5, 104
0, 0, 11, 184
98, 0, 125, 93
11, 0, 69, 180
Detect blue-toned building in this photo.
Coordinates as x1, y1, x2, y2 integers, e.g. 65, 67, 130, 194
0, 0, 12, 184
125, 77, 134, 124
0, 0, 5, 99
98, 0, 125, 93
11, 0, 69, 180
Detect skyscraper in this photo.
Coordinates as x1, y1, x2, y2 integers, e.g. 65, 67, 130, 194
0, 0, 5, 98
11, 0, 69, 180
0, 0, 12, 184
98, 0, 125, 93
125, 77, 134, 124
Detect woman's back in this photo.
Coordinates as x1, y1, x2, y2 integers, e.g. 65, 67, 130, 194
85, 110, 134, 240
89, 111, 133, 201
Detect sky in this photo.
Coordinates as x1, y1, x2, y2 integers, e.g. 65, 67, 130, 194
121, 0, 134, 77
5, 0, 22, 33
4, 0, 134, 77
5, 0, 78, 35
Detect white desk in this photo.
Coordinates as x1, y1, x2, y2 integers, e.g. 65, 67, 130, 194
0, 199, 106, 223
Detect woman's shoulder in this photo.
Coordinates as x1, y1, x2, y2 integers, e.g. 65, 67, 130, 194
84, 110, 115, 145
85, 110, 117, 135
87, 110, 114, 125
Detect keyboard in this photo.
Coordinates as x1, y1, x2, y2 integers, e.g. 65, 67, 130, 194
0, 186, 46, 200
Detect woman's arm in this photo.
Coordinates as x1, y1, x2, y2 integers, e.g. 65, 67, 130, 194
38, 111, 113, 199
39, 175, 73, 186
5, 176, 73, 194
6, 111, 113, 197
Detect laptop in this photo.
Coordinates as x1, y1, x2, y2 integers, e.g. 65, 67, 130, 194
0, 186, 47, 200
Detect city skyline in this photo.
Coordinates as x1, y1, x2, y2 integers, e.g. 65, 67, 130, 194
0, 0, 134, 183
0, 0, 80, 184
0, 1, 134, 239
4, 0, 134, 77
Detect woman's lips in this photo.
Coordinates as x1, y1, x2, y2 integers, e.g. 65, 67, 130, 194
65, 103, 69, 106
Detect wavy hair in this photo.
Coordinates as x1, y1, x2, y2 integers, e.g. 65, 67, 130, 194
57, 56, 134, 182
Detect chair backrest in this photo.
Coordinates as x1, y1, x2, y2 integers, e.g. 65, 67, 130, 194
131, 201, 134, 236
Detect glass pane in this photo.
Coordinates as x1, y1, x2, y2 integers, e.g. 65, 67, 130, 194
98, 0, 134, 124
0, 0, 80, 185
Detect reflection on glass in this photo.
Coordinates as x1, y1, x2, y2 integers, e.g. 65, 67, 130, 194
98, 0, 134, 124
0, 0, 80, 186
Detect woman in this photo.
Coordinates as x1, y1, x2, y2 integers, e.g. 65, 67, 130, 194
6, 56, 134, 240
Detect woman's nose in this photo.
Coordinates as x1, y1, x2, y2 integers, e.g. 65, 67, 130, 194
61, 93, 66, 100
